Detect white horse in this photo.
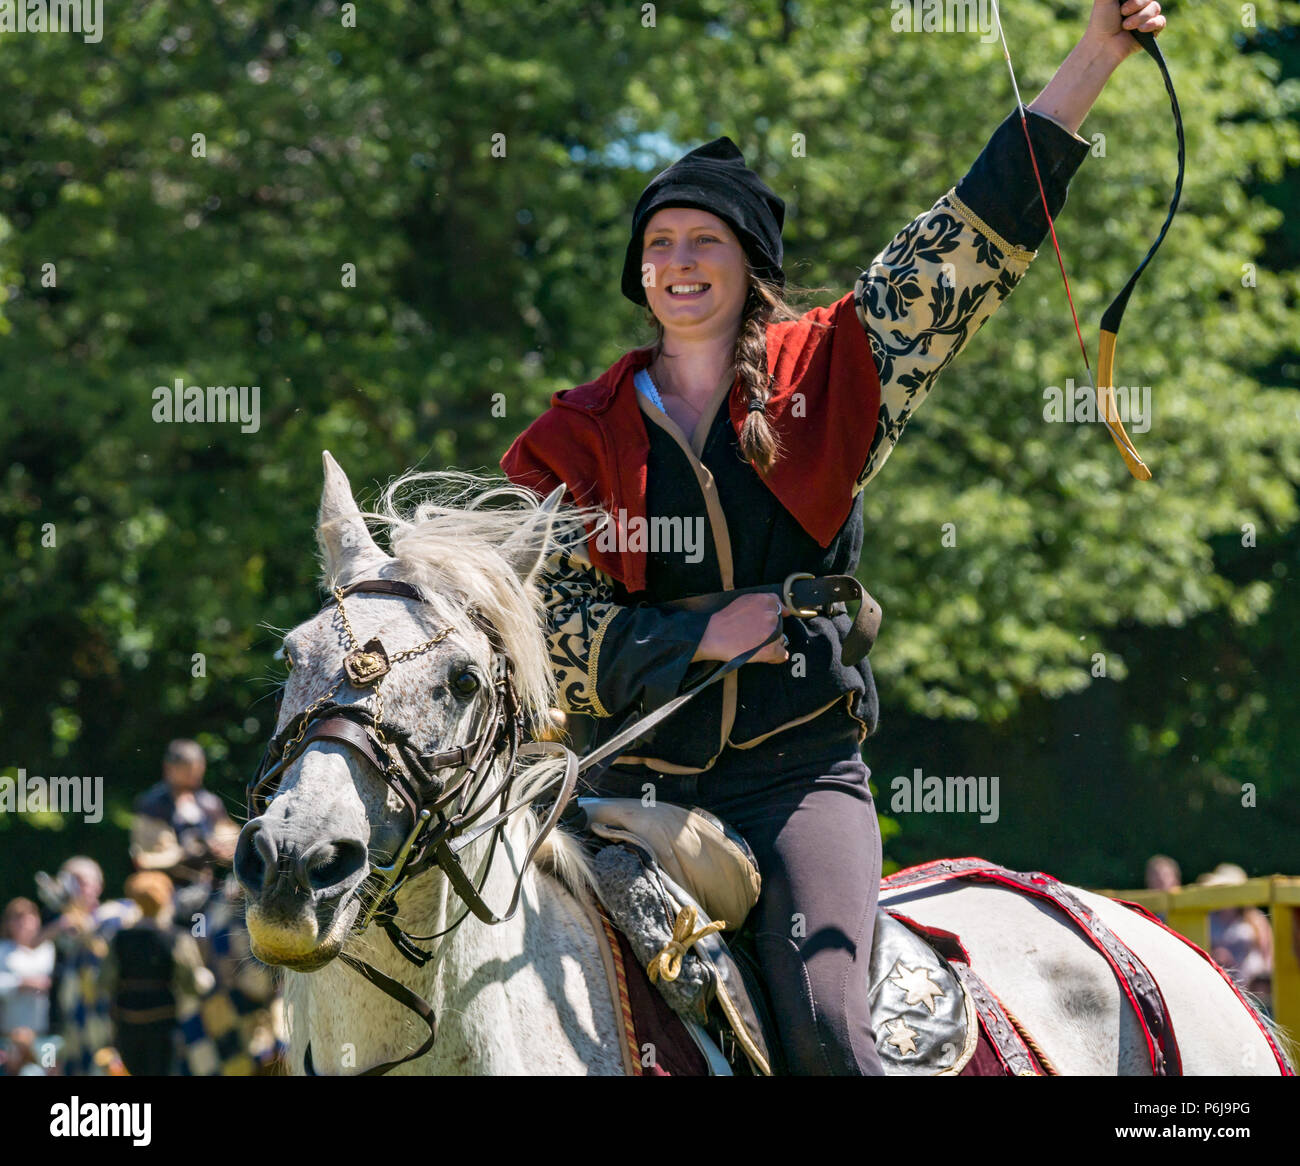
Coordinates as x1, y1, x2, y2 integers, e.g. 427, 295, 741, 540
236, 452, 1291, 1076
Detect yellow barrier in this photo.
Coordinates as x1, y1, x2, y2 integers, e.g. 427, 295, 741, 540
1095, 876, 1300, 1063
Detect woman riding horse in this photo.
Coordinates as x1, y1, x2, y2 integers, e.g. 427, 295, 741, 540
501, 0, 1171, 1075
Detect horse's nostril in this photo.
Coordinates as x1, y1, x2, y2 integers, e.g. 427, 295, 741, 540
295, 839, 367, 892
234, 820, 276, 894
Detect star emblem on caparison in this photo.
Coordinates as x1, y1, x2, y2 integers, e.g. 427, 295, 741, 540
889, 961, 946, 1014
883, 1016, 920, 1056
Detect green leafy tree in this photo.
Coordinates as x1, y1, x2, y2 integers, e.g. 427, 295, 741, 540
2, 0, 1298, 898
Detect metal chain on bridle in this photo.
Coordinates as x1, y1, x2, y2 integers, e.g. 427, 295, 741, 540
247, 577, 579, 1075
249, 575, 781, 1075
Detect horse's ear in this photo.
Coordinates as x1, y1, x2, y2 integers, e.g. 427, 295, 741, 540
501, 482, 566, 590
318, 450, 388, 583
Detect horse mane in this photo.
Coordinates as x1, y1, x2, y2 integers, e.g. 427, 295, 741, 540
359, 467, 603, 902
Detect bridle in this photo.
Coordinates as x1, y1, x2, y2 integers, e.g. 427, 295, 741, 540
249, 575, 781, 1075
247, 577, 578, 1075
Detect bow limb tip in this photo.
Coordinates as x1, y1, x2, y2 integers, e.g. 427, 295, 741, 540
1097, 329, 1154, 481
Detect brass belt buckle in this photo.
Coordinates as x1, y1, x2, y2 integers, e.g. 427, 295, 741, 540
782, 571, 820, 619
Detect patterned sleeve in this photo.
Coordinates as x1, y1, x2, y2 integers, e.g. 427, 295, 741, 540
851, 110, 1090, 490
849, 188, 1032, 490
541, 525, 712, 719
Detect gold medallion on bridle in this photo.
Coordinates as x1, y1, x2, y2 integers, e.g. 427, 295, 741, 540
344, 638, 391, 687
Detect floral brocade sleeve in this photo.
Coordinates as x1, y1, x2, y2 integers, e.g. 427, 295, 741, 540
536, 527, 623, 717
539, 525, 711, 719
850, 110, 1090, 490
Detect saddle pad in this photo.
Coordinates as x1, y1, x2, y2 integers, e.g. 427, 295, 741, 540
594, 903, 708, 1076
579, 797, 762, 930
882, 857, 1184, 1074
599, 906, 978, 1076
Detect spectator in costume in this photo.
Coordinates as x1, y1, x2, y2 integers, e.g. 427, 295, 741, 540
42, 856, 138, 1074
101, 871, 210, 1076
130, 739, 239, 920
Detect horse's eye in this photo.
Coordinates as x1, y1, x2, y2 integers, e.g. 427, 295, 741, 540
451, 668, 480, 697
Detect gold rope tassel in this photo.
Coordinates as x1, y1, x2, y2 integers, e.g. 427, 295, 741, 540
647, 906, 726, 984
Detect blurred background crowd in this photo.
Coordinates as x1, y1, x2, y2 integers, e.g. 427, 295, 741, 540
0, 731, 1287, 1076
1143, 854, 1285, 1014
0, 740, 284, 1076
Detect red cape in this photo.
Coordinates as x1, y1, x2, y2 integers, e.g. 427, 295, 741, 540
500, 291, 881, 593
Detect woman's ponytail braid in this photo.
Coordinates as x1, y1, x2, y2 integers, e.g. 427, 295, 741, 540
734, 279, 784, 476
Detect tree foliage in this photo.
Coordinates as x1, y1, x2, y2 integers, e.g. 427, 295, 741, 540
2, 0, 1298, 896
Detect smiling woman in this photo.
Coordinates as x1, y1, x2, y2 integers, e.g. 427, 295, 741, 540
637, 206, 809, 459
502, 133, 897, 1075
620, 141, 813, 477
500, 0, 1183, 1078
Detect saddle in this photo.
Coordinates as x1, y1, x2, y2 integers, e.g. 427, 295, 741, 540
575, 803, 1231, 1077
575, 798, 977, 1075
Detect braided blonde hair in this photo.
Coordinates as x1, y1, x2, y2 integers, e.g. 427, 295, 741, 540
640, 259, 830, 476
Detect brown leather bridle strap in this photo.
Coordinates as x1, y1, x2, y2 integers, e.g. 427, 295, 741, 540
299, 715, 421, 819
334, 578, 425, 602
303, 951, 438, 1076
432, 739, 578, 925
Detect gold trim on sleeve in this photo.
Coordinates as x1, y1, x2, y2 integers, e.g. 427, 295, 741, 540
945, 188, 1036, 265
586, 606, 622, 718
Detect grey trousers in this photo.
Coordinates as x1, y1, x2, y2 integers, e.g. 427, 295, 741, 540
594, 710, 886, 1076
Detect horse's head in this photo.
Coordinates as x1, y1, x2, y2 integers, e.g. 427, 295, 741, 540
236, 452, 568, 970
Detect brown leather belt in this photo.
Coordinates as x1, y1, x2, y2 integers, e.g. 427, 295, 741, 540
659, 572, 882, 666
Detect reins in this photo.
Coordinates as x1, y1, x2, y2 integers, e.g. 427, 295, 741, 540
251, 576, 781, 1075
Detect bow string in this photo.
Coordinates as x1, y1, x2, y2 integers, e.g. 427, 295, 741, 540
988, 0, 1184, 481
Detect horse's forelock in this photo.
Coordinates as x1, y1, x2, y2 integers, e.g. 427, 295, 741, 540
318, 468, 603, 902
359, 468, 599, 735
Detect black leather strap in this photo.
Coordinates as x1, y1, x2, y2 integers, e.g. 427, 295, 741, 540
334, 578, 425, 602
660, 574, 882, 665
303, 951, 438, 1076
432, 740, 579, 925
